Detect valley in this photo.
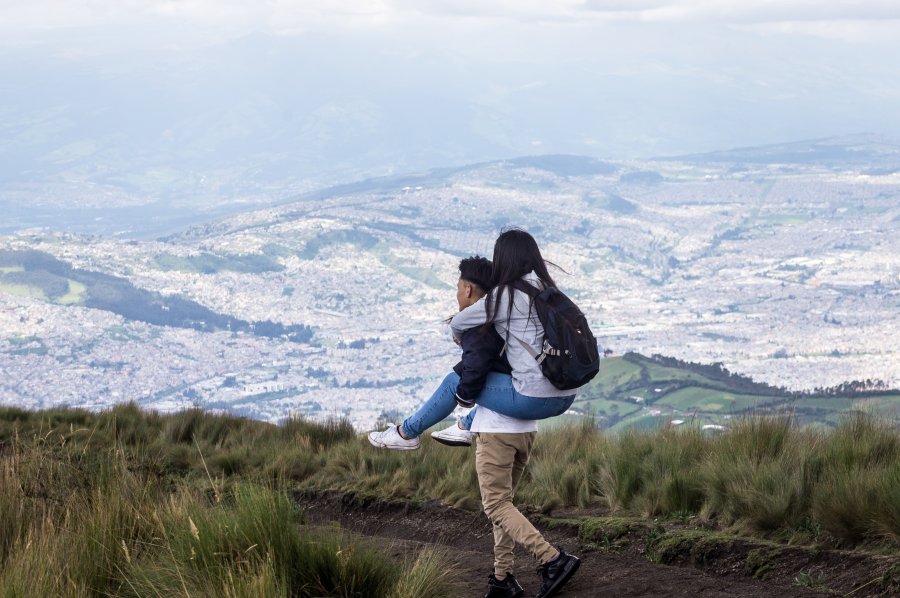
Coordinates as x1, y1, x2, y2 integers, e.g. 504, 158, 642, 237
2, 141, 899, 429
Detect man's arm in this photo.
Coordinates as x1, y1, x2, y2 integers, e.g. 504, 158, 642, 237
450, 296, 487, 337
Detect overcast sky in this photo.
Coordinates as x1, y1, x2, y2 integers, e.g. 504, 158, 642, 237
2, 1, 899, 208
3, 0, 900, 40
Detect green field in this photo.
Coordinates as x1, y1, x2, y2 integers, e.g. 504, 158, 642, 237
657, 387, 776, 412
758, 214, 813, 226
852, 395, 900, 418
571, 353, 897, 431
0, 277, 86, 305
0, 281, 47, 300
57, 280, 87, 305
154, 251, 284, 274
370, 242, 450, 290
297, 229, 378, 260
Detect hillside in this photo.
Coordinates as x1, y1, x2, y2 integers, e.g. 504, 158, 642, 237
573, 353, 900, 431
2, 147, 899, 426
1, 405, 897, 596
2, 242, 896, 429
0, 249, 313, 343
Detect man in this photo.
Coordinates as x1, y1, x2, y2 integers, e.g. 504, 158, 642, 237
369, 256, 580, 598
367, 255, 507, 449
430, 255, 513, 447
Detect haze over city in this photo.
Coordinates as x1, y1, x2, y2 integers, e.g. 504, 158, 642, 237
3, 0, 900, 220
1, 1, 898, 429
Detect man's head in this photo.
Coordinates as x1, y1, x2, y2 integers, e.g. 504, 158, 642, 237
457, 255, 492, 310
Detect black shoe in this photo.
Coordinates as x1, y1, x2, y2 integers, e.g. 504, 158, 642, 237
485, 572, 525, 598
535, 548, 580, 598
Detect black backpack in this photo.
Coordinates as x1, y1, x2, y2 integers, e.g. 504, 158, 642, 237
510, 280, 600, 390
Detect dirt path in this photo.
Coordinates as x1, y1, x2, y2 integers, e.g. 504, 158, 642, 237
293, 491, 861, 598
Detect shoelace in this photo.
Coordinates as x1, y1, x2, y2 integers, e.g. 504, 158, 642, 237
536, 551, 563, 576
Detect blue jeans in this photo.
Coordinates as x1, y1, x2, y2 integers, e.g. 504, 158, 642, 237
401, 372, 575, 438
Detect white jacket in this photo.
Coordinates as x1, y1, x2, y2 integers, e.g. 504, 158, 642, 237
450, 272, 574, 398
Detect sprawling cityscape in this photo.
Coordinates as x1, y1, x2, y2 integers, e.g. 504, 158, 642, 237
2, 146, 899, 429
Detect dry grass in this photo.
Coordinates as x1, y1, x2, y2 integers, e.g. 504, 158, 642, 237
0, 405, 457, 597
1, 401, 898, 596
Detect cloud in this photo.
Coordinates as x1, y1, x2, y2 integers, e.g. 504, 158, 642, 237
580, 0, 900, 24
3, 1, 899, 35
2, 0, 898, 51
387, 0, 583, 21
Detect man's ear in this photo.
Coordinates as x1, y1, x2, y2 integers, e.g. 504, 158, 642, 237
465, 283, 473, 298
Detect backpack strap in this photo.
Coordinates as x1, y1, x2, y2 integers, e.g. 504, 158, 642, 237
509, 278, 540, 298
508, 279, 540, 361
507, 278, 562, 364
515, 337, 562, 364
514, 335, 542, 362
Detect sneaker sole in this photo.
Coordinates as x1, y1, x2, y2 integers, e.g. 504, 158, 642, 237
537, 556, 580, 598
485, 580, 524, 598
430, 435, 472, 447
367, 437, 419, 450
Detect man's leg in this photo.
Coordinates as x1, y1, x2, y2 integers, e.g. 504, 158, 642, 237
476, 432, 558, 569
399, 371, 460, 438
487, 430, 531, 575
458, 407, 476, 430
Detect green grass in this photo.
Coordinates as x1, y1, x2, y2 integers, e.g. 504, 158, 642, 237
0, 282, 47, 301
789, 396, 856, 411
658, 387, 773, 412
1, 403, 898, 598
370, 243, 450, 290
758, 214, 813, 226
852, 395, 900, 418
57, 279, 87, 305
154, 252, 284, 274
576, 356, 644, 400
0, 278, 86, 305
571, 397, 641, 419
297, 229, 378, 260
0, 406, 458, 597
572, 354, 897, 432
608, 413, 671, 432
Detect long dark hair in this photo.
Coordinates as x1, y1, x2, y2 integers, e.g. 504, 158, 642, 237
484, 228, 558, 327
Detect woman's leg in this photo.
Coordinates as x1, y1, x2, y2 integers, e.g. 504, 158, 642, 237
404, 371, 573, 438
473, 373, 575, 420
400, 372, 461, 438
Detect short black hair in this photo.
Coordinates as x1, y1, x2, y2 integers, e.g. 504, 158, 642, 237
459, 256, 493, 293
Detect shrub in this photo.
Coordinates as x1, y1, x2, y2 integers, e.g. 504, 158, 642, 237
698, 417, 818, 532
812, 415, 900, 544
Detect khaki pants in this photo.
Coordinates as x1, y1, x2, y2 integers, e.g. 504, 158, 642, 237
475, 432, 558, 575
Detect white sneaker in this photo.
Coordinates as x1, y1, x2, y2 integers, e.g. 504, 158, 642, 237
368, 425, 420, 450
431, 422, 474, 447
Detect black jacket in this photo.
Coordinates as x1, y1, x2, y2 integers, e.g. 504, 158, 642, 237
452, 325, 512, 406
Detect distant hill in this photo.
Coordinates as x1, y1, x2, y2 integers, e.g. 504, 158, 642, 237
0, 249, 313, 343
572, 352, 899, 431
668, 133, 900, 168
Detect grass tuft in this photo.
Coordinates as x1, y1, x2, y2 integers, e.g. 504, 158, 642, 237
2, 401, 898, 598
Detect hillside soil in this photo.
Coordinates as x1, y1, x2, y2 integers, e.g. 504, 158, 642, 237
293, 490, 899, 598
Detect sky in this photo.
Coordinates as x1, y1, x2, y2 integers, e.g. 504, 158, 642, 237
3, 0, 900, 42
1, 1, 900, 211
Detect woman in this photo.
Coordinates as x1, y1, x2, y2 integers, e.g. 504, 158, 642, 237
368, 228, 576, 450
